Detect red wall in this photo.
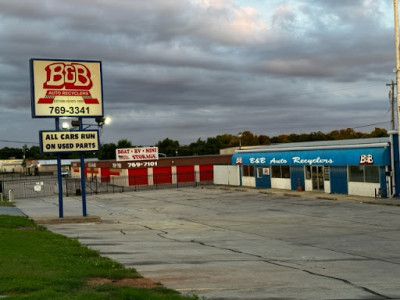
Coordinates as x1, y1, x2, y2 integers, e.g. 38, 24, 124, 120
200, 165, 213, 181
101, 168, 110, 182
153, 167, 172, 185
128, 168, 148, 186
177, 166, 195, 182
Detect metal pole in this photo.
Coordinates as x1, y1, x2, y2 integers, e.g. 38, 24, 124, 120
55, 117, 63, 218
387, 80, 396, 130
79, 116, 87, 217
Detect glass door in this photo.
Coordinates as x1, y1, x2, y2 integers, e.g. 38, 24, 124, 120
311, 166, 324, 191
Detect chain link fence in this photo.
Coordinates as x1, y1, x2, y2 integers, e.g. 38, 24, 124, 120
0, 171, 213, 199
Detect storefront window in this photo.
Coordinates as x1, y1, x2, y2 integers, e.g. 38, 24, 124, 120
324, 167, 330, 181
365, 166, 379, 183
242, 165, 254, 177
282, 166, 290, 178
271, 166, 281, 178
271, 166, 291, 178
349, 166, 379, 183
257, 167, 263, 178
305, 166, 311, 179
349, 166, 364, 182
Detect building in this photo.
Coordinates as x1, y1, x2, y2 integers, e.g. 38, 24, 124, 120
0, 159, 24, 173
228, 133, 400, 198
71, 155, 232, 187
25, 158, 99, 176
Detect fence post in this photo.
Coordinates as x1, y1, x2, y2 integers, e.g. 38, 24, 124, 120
135, 175, 137, 192
65, 177, 69, 197
8, 189, 14, 202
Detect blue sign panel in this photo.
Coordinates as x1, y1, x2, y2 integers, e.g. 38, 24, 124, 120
232, 147, 390, 166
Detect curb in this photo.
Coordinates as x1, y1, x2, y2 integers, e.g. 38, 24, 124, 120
33, 215, 102, 224
209, 185, 400, 207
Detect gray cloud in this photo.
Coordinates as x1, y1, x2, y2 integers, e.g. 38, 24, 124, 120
0, 0, 396, 148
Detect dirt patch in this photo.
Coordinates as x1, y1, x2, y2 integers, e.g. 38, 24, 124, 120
88, 277, 162, 288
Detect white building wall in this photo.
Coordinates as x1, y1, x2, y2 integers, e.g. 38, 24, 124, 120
172, 166, 177, 184
148, 168, 154, 186
195, 165, 200, 182
242, 176, 255, 187
213, 165, 240, 186
348, 182, 380, 197
305, 180, 312, 191
324, 181, 331, 193
271, 178, 291, 190
112, 169, 129, 187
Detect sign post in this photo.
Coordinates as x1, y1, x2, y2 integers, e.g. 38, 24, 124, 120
55, 118, 63, 218
79, 117, 88, 217
30, 58, 104, 218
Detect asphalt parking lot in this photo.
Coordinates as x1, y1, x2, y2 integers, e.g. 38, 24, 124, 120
13, 187, 400, 300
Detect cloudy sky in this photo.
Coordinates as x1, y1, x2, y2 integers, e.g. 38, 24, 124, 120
0, 0, 397, 148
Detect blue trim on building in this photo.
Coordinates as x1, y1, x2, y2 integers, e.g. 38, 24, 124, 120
255, 167, 271, 188
391, 133, 400, 197
232, 147, 390, 166
290, 165, 305, 190
329, 166, 348, 194
232, 138, 395, 197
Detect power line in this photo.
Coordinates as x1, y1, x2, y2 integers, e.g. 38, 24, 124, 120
0, 139, 38, 145
351, 121, 390, 129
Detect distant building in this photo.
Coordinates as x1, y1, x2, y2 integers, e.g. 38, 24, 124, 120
25, 158, 99, 176
0, 159, 24, 173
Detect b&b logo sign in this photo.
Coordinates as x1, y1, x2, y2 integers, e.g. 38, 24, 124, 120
360, 154, 374, 165
30, 59, 103, 118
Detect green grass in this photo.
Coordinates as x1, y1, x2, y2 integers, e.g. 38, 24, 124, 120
0, 200, 13, 206
0, 216, 201, 299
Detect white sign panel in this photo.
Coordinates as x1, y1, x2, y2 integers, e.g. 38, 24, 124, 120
40, 130, 99, 153
116, 147, 159, 161
30, 59, 103, 117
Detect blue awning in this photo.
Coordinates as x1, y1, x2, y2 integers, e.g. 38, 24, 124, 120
232, 147, 390, 166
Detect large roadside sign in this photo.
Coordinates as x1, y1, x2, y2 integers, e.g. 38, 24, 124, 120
30, 59, 103, 118
39, 130, 100, 153
116, 147, 159, 161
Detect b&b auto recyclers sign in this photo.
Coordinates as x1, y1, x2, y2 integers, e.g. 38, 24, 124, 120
30, 59, 103, 118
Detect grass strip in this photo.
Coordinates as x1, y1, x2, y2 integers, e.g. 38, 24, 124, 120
0, 215, 200, 299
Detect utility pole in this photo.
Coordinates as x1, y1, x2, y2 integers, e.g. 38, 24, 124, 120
387, 80, 396, 130
391, 0, 400, 197
394, 0, 400, 130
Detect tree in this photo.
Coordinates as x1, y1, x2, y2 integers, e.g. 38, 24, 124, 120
98, 143, 117, 160
156, 138, 180, 157
369, 127, 388, 137
0, 147, 23, 159
116, 139, 133, 148
258, 135, 271, 145
240, 131, 258, 146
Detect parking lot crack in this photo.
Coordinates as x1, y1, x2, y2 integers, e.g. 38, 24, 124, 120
157, 233, 391, 299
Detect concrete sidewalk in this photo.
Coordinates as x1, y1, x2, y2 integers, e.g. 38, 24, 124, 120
0, 205, 26, 216
225, 185, 400, 207
12, 187, 400, 300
